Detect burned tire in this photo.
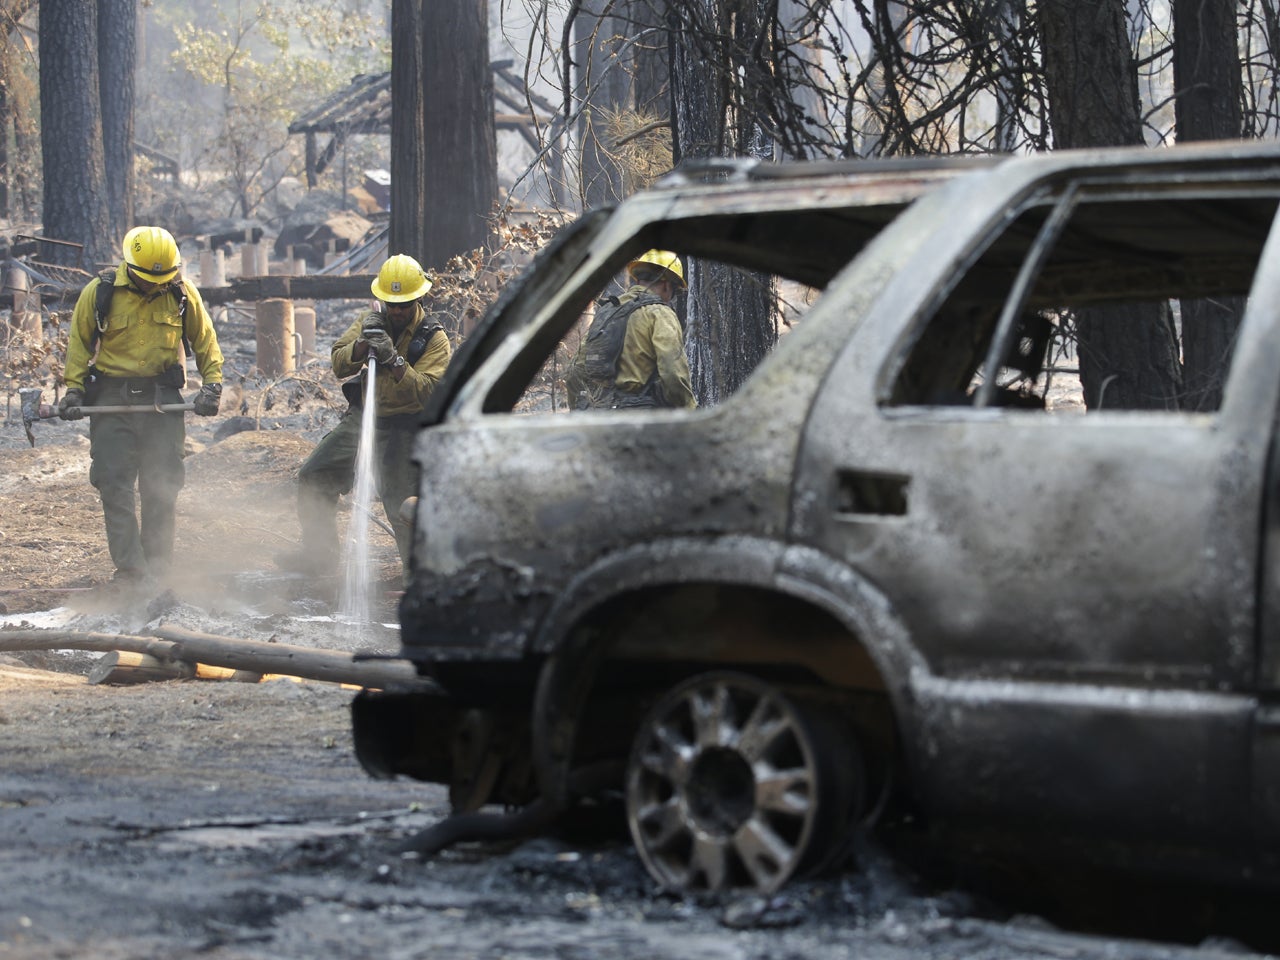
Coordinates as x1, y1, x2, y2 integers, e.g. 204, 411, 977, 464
625, 671, 863, 893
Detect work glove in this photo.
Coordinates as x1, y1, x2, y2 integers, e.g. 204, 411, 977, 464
361, 313, 387, 336
364, 328, 397, 366
57, 388, 86, 421
193, 382, 222, 417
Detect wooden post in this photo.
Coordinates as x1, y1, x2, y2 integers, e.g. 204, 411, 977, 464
293, 304, 317, 362
255, 298, 295, 377
199, 248, 227, 287
6, 268, 41, 338
280, 246, 304, 275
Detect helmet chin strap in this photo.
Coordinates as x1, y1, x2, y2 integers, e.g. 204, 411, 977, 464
127, 265, 162, 294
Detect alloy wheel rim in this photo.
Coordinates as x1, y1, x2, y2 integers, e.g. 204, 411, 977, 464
626, 674, 824, 892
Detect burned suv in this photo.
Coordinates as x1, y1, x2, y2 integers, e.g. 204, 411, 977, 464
355, 141, 1280, 895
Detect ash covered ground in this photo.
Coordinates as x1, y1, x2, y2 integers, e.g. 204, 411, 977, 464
2, 661, 1277, 960
1, 307, 1278, 959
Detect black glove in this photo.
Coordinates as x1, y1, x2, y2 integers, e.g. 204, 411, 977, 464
193, 382, 221, 417
58, 388, 86, 421
364, 328, 397, 366
362, 313, 387, 336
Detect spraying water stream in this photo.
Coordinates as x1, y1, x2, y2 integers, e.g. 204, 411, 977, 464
337, 358, 379, 631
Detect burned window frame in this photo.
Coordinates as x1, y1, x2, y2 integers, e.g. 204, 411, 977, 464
480, 201, 912, 416
879, 172, 1280, 414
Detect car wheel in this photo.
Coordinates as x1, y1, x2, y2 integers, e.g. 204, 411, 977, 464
448, 710, 504, 813
625, 671, 862, 893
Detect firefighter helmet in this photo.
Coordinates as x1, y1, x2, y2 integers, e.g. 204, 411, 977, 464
371, 254, 432, 302
123, 226, 181, 283
626, 250, 685, 288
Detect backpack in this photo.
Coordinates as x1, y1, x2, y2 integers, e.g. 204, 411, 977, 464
404, 318, 445, 368
567, 293, 663, 408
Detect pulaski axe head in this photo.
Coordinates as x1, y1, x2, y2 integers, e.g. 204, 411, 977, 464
18, 387, 53, 447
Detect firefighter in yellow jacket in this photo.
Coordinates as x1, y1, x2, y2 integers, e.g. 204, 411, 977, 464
59, 226, 224, 583
565, 250, 696, 410
279, 254, 452, 576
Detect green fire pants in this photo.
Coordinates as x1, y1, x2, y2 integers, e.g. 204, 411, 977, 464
87, 380, 186, 578
296, 408, 418, 571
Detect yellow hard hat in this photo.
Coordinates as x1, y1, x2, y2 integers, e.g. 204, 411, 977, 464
371, 253, 432, 302
123, 226, 180, 282
627, 250, 685, 288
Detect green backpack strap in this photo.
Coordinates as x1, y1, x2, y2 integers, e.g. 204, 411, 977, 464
90, 270, 117, 351
405, 319, 445, 367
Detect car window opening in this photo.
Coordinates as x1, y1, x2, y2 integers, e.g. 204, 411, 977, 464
887, 187, 1280, 414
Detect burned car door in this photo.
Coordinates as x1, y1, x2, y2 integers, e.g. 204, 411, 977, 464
796, 152, 1280, 864
401, 162, 956, 662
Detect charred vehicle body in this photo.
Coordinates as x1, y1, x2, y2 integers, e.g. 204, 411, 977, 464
354, 141, 1280, 894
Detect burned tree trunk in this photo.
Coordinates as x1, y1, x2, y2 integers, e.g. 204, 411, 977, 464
39, 0, 113, 268
1038, 0, 1182, 410
671, 0, 777, 406
573, 0, 629, 209
390, 0, 427, 263
421, 0, 497, 268
1174, 0, 1245, 412
0, 1, 34, 219
629, 0, 669, 118
97, 0, 136, 241
1038, 0, 1144, 146
387, 0, 500, 270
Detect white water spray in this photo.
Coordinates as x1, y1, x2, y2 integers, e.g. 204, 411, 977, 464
337, 358, 379, 627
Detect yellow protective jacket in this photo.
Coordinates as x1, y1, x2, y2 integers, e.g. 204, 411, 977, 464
331, 305, 452, 416
64, 263, 223, 391
614, 285, 696, 409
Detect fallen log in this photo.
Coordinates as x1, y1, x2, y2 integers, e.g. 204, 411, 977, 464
86, 650, 263, 686
0, 627, 435, 691
0, 629, 177, 660
88, 651, 196, 685
150, 623, 426, 689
